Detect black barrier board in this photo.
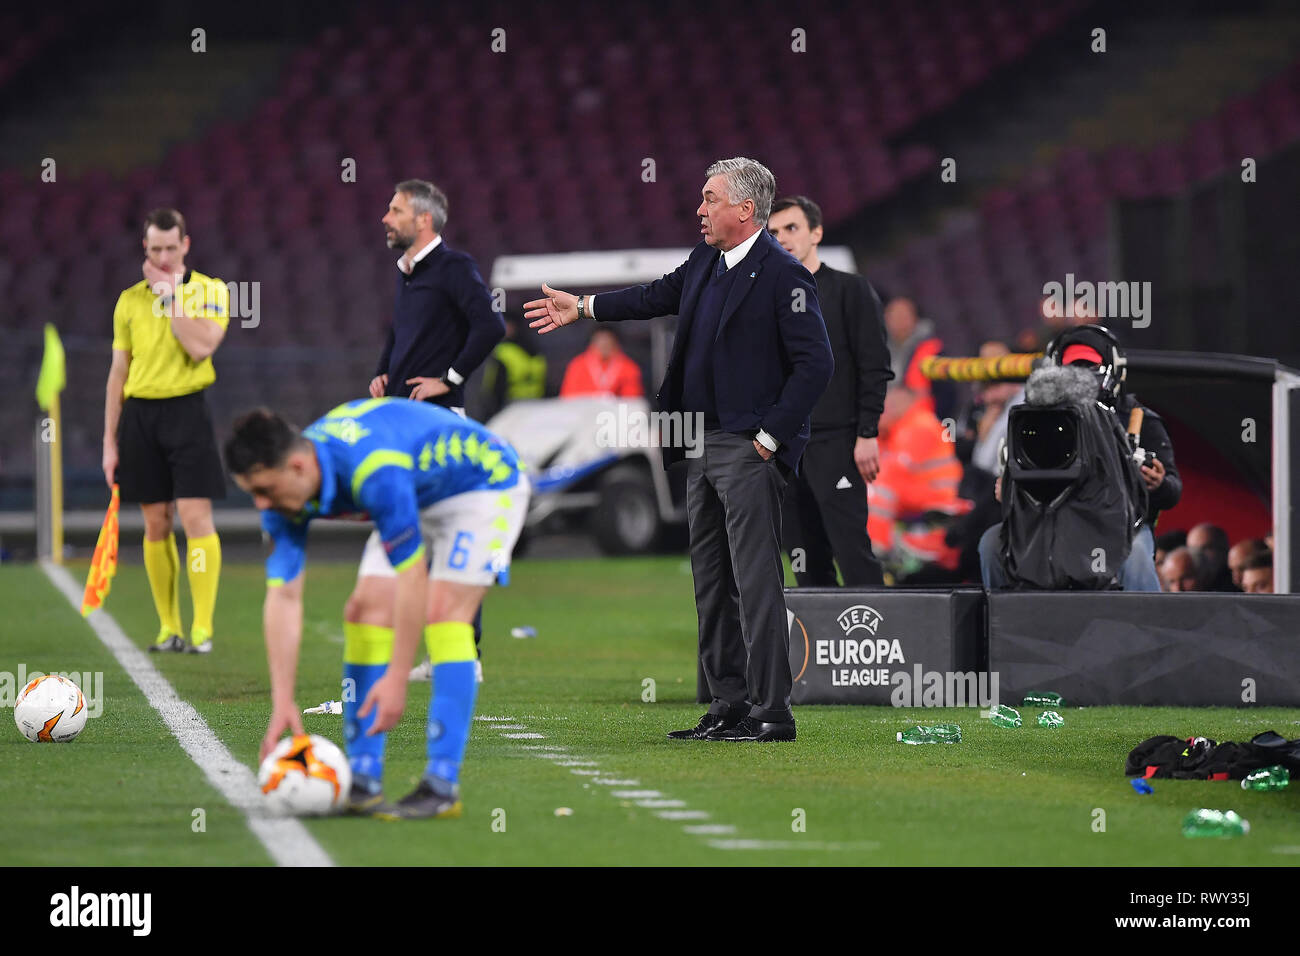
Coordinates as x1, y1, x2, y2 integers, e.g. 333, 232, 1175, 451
989, 592, 1300, 706
784, 589, 985, 705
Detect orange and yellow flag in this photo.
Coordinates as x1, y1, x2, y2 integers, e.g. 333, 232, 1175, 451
81, 484, 120, 616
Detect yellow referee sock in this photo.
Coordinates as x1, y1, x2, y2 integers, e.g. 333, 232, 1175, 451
143, 534, 183, 640
186, 532, 222, 639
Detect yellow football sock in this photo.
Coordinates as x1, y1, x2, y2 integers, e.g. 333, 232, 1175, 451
343, 621, 395, 665
424, 621, 477, 663
186, 532, 222, 638
143, 534, 183, 639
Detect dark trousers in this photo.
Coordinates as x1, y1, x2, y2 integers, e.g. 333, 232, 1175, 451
686, 429, 793, 723
782, 428, 884, 587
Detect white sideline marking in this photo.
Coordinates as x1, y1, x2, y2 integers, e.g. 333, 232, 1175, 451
474, 715, 517, 722
41, 562, 333, 868
489, 717, 755, 849
707, 839, 880, 852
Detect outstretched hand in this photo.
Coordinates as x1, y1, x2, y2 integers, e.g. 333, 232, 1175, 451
523, 283, 581, 334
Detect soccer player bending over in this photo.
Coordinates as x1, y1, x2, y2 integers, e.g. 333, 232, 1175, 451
223, 398, 529, 819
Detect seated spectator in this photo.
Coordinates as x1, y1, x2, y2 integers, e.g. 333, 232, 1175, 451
1159, 546, 1210, 592
1154, 529, 1187, 569
1227, 537, 1268, 591
1186, 522, 1235, 591
559, 327, 644, 399
1241, 550, 1274, 594
867, 385, 968, 571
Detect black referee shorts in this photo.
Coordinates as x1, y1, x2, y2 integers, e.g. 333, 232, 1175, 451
116, 391, 227, 504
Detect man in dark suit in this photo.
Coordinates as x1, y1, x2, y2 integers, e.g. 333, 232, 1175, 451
768, 195, 892, 587
354, 179, 505, 691
525, 157, 833, 742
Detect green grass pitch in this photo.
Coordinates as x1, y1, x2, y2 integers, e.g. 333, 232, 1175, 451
2, 556, 1298, 866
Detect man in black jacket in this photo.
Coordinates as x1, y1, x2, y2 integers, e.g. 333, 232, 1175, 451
358, 179, 506, 687
525, 159, 833, 743
768, 196, 893, 587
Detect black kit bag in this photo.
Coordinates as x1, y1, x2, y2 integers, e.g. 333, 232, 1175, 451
1126, 733, 1300, 780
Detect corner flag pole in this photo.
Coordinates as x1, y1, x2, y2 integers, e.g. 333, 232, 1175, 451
35, 323, 67, 565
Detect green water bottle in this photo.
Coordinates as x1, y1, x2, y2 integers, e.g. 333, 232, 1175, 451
990, 704, 1022, 728
1241, 766, 1290, 791
897, 723, 962, 744
1037, 711, 1064, 728
1022, 691, 1064, 708
1182, 808, 1250, 838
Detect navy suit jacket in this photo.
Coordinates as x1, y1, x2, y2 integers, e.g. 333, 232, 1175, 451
593, 228, 834, 472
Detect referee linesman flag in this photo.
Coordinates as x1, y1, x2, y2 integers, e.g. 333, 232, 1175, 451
82, 485, 120, 617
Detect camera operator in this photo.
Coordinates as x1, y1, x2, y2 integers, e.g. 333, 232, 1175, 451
978, 324, 1181, 591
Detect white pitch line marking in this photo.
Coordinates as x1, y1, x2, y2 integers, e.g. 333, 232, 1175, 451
655, 810, 711, 820
570, 769, 602, 776
41, 562, 332, 868
611, 790, 663, 799
592, 778, 641, 786
518, 744, 566, 751
636, 799, 686, 809
683, 825, 738, 835
555, 760, 598, 767
1271, 846, 1300, 854
500, 732, 546, 739
493, 724, 526, 730
474, 715, 517, 722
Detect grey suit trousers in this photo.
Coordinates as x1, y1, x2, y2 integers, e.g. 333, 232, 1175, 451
686, 429, 793, 723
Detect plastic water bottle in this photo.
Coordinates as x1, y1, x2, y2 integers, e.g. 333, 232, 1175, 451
1241, 766, 1290, 791
1022, 691, 1064, 708
990, 704, 1022, 728
897, 723, 962, 744
1037, 711, 1064, 728
1182, 809, 1250, 838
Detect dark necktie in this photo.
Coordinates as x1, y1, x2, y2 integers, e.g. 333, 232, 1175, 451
716, 254, 727, 279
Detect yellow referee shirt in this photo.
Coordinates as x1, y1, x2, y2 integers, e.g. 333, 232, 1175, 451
112, 269, 229, 399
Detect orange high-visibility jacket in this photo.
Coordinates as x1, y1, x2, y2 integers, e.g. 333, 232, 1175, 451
867, 400, 965, 549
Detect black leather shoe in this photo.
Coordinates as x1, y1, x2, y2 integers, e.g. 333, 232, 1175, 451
709, 716, 796, 742
667, 711, 742, 741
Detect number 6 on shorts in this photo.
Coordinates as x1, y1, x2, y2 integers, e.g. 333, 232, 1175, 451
449, 530, 473, 570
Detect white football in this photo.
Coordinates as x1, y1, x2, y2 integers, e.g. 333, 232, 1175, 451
257, 734, 351, 816
14, 674, 87, 742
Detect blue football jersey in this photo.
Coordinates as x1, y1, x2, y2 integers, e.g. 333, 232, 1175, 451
262, 398, 523, 585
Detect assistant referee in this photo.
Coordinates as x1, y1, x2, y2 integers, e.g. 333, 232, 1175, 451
103, 208, 228, 653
